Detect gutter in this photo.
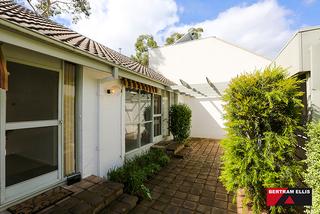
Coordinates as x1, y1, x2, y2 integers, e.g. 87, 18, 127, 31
0, 18, 172, 88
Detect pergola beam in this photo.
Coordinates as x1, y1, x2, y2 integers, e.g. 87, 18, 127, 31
206, 77, 222, 97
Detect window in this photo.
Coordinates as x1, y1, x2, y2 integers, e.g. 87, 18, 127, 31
153, 94, 162, 137
125, 89, 154, 152
5, 61, 59, 186
125, 89, 143, 152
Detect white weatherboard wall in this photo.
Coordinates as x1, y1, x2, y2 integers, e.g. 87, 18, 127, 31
149, 37, 271, 84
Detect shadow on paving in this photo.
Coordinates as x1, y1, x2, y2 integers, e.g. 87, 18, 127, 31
130, 138, 237, 214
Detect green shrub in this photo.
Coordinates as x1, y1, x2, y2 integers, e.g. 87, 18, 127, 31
304, 122, 320, 213
169, 104, 192, 143
108, 148, 170, 199
220, 66, 303, 213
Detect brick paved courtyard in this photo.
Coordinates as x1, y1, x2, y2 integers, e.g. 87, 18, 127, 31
131, 138, 237, 214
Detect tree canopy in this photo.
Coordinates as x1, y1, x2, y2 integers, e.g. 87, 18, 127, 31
131, 35, 158, 66
132, 27, 203, 66
18, 0, 91, 23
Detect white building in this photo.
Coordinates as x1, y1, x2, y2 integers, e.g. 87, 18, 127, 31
0, 1, 175, 208
274, 26, 320, 122
149, 35, 271, 139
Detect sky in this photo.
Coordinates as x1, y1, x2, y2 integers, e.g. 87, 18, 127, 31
54, 0, 320, 59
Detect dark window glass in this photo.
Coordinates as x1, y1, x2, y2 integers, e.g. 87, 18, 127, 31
154, 94, 162, 115
141, 122, 152, 146
6, 127, 58, 186
154, 116, 162, 137
6, 62, 59, 122
125, 124, 139, 152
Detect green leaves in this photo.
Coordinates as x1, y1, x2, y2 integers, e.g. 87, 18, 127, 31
22, 0, 91, 23
108, 149, 170, 199
131, 34, 158, 66
169, 104, 192, 143
304, 122, 320, 213
220, 66, 304, 213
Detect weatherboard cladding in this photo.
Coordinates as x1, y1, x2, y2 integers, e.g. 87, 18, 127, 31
0, 0, 174, 86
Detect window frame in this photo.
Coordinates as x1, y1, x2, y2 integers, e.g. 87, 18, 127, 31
125, 89, 164, 153
0, 60, 63, 204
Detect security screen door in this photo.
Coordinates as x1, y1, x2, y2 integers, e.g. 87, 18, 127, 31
3, 61, 60, 201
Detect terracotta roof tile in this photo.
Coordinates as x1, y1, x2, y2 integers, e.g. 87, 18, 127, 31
0, 0, 175, 86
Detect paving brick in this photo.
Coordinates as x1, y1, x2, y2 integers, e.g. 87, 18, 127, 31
170, 197, 184, 207
187, 194, 200, 202
215, 193, 228, 201
178, 208, 194, 214
73, 180, 95, 190
152, 200, 167, 211
164, 205, 180, 214
196, 204, 212, 213
182, 201, 197, 210
199, 196, 214, 206
131, 205, 149, 213
213, 199, 228, 209
175, 191, 187, 200
68, 202, 92, 214
83, 175, 105, 184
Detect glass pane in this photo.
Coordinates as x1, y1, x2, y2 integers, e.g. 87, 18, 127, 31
140, 91, 152, 122
64, 62, 76, 176
154, 94, 162, 115
125, 124, 139, 152
141, 122, 152, 146
6, 127, 58, 187
125, 89, 139, 124
6, 62, 59, 122
154, 116, 162, 137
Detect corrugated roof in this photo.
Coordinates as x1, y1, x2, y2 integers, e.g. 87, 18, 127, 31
0, 0, 175, 86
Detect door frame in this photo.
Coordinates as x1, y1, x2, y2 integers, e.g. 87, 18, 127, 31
0, 59, 64, 205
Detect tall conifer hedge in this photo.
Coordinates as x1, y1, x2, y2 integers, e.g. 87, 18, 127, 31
220, 67, 303, 213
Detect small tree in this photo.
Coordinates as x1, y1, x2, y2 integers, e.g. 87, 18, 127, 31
304, 122, 320, 213
220, 66, 303, 213
169, 104, 192, 143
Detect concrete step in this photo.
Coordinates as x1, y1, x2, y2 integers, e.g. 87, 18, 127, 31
98, 193, 138, 214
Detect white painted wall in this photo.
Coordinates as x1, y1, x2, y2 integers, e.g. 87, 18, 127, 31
81, 66, 125, 178
301, 29, 320, 72
81, 67, 101, 177
149, 37, 271, 84
183, 96, 226, 139
150, 37, 271, 139
98, 79, 124, 177
274, 33, 301, 75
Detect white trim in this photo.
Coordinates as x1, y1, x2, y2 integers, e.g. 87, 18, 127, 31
5, 171, 59, 203
0, 90, 6, 204
58, 61, 63, 180
76, 65, 84, 174
6, 120, 59, 130
2, 59, 63, 204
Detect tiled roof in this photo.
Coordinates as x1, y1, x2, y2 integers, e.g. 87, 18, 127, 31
0, 0, 175, 86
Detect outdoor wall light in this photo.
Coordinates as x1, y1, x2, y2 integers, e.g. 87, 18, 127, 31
104, 85, 121, 95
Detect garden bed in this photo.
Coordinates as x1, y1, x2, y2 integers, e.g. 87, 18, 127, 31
108, 148, 170, 200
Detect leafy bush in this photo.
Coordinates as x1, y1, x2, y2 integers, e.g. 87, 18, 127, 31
220, 66, 303, 213
304, 122, 320, 213
169, 104, 192, 143
108, 148, 170, 199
